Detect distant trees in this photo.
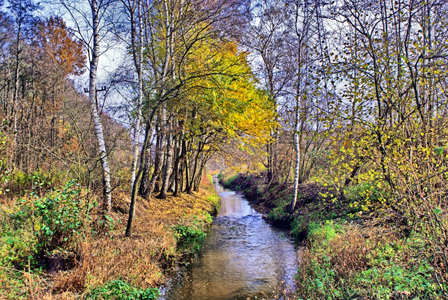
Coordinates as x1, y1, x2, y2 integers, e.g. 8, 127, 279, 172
0, 1, 89, 174
0, 0, 132, 206
125, 0, 273, 236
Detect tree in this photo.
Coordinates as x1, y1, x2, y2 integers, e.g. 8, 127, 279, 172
242, 0, 294, 185
7, 0, 39, 165
119, 0, 144, 193
35, 17, 85, 77
287, 0, 318, 211
52, 0, 119, 213
125, 0, 253, 236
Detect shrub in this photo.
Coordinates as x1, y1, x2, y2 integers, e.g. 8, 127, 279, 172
9, 180, 95, 253
173, 224, 206, 243
173, 215, 209, 243
0, 221, 37, 268
220, 174, 238, 187
344, 181, 389, 212
291, 216, 307, 241
267, 203, 293, 227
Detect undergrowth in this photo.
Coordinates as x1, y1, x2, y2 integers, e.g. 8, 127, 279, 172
297, 222, 440, 299
0, 174, 219, 299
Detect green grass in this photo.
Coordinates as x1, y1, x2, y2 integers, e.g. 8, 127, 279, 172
296, 222, 440, 299
220, 174, 238, 187
87, 279, 159, 300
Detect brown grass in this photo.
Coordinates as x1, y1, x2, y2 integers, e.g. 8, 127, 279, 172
54, 186, 216, 294
2, 177, 218, 299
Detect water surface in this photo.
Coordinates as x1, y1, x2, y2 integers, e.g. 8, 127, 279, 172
164, 180, 298, 300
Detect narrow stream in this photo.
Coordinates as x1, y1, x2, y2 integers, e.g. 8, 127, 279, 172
163, 179, 298, 300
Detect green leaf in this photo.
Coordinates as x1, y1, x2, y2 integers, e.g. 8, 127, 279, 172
434, 147, 444, 156
434, 208, 442, 215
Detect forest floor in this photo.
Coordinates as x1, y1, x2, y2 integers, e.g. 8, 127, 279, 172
0, 176, 219, 299
219, 173, 442, 299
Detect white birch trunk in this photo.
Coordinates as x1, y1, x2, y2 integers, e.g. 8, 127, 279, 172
130, 0, 144, 190
290, 95, 301, 211
89, 0, 112, 212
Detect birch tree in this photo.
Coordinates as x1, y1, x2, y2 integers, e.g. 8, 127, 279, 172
51, 0, 118, 213
288, 0, 317, 211
120, 0, 144, 192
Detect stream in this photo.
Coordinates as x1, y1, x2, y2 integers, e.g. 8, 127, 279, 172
162, 179, 298, 300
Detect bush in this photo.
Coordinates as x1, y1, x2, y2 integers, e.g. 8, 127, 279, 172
220, 173, 238, 187
9, 180, 95, 253
87, 280, 159, 300
344, 181, 389, 212
0, 221, 37, 268
291, 216, 307, 241
267, 202, 293, 227
173, 224, 206, 243
173, 214, 211, 244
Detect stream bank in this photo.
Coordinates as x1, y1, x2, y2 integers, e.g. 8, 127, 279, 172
219, 172, 441, 299
0, 176, 220, 299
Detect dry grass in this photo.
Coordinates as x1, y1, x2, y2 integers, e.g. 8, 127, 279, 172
1, 177, 218, 299
55, 187, 216, 294
295, 220, 436, 299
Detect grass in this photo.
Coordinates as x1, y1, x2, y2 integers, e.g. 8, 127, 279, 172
297, 222, 440, 299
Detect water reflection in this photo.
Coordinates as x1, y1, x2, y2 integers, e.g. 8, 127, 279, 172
164, 179, 298, 300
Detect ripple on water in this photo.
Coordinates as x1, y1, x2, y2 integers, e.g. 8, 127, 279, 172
163, 182, 298, 300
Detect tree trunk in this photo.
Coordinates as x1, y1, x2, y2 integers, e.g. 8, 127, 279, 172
126, 121, 152, 236
158, 115, 173, 199
290, 95, 301, 212
138, 146, 151, 198
130, 0, 144, 191
173, 138, 181, 196
184, 156, 190, 193
89, 0, 112, 213
148, 128, 164, 199
187, 150, 200, 194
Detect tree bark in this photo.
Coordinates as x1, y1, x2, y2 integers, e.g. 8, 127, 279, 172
158, 114, 173, 199
89, 0, 112, 213
130, 0, 144, 191
290, 95, 301, 212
